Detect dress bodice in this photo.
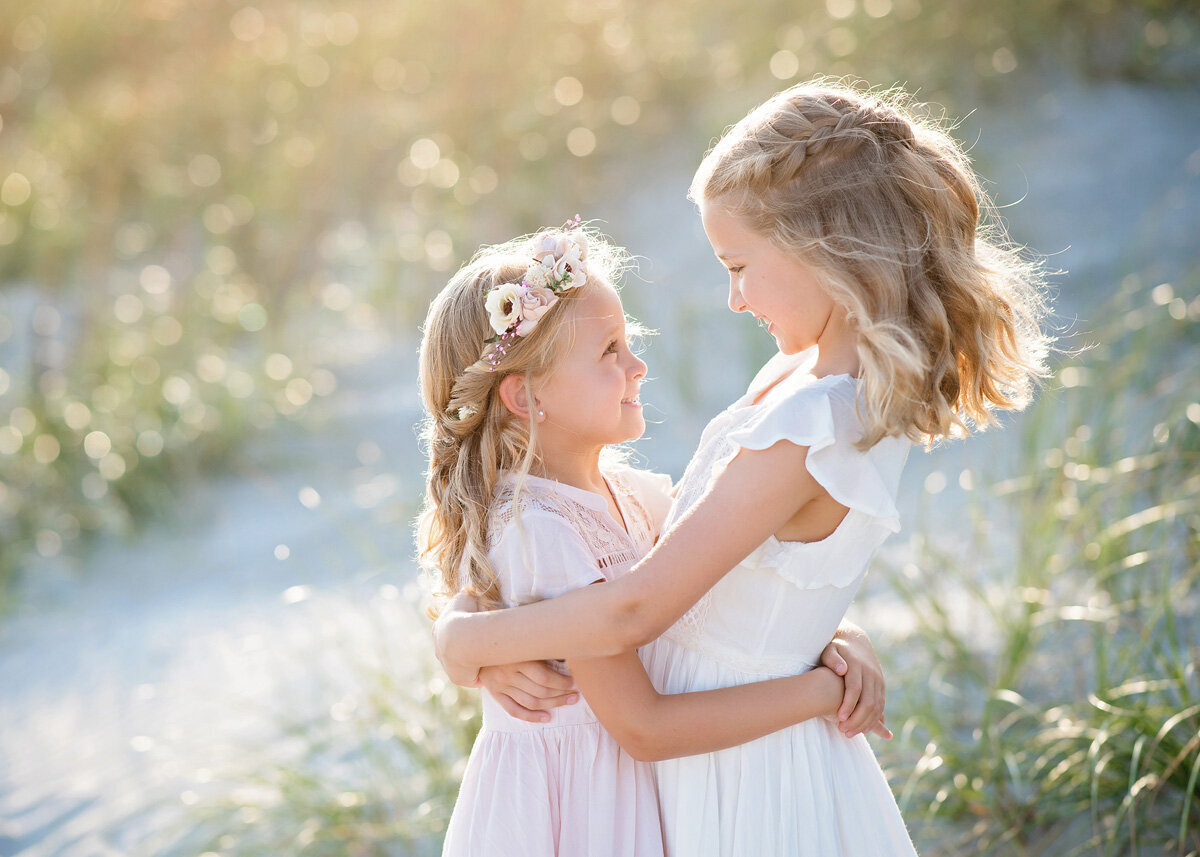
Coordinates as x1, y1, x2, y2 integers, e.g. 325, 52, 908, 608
656, 348, 910, 679
481, 462, 673, 728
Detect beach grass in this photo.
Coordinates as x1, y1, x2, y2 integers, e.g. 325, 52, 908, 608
878, 270, 1200, 855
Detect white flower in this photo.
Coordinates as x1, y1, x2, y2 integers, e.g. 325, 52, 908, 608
485, 283, 525, 335
515, 286, 557, 335
564, 230, 588, 261
557, 246, 587, 288
523, 264, 551, 289
550, 254, 572, 283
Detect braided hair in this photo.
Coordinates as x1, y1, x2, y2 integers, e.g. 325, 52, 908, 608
692, 80, 1053, 449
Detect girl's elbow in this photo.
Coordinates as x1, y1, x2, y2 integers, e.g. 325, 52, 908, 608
614, 597, 666, 651
614, 728, 663, 762
610, 618, 653, 653
433, 614, 475, 676
624, 743, 660, 763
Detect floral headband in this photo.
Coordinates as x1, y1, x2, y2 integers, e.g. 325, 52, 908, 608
482, 215, 589, 369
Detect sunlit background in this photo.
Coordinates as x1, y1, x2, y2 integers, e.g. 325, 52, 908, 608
1, 1, 1198, 855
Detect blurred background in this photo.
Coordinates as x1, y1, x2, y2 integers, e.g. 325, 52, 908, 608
0, 1, 1197, 855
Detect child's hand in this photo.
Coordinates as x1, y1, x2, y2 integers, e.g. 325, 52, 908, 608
819, 621, 888, 739
478, 661, 580, 723
813, 666, 893, 741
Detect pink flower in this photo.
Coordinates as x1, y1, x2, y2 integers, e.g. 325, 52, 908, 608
531, 233, 563, 264
515, 286, 557, 335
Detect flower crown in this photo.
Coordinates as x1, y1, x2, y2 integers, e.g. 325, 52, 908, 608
483, 215, 589, 369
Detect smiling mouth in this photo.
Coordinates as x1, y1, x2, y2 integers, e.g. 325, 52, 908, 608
621, 395, 641, 406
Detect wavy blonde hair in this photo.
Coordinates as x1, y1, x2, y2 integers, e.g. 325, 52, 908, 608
692, 80, 1054, 449
416, 227, 630, 612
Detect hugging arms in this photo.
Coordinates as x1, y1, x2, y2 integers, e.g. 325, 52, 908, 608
435, 437, 891, 745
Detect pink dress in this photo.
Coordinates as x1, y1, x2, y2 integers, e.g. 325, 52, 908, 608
441, 464, 673, 857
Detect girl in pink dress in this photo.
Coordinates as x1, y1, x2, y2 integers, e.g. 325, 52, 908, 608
434, 82, 1054, 856
416, 220, 889, 857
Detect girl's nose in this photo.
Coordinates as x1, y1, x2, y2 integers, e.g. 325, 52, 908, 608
728, 276, 747, 313
629, 352, 647, 380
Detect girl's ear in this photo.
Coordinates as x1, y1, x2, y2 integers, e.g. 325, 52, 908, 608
498, 373, 538, 420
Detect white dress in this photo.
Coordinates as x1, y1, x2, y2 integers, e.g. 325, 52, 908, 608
442, 464, 673, 857
640, 347, 919, 856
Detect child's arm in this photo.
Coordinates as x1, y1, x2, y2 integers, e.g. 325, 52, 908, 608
469, 620, 891, 736
436, 590, 581, 721
569, 651, 880, 762
437, 530, 891, 735
435, 438, 825, 675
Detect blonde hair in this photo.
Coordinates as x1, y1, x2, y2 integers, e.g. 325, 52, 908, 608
692, 80, 1054, 449
416, 227, 629, 612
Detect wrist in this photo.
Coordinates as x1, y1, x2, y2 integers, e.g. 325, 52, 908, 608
813, 666, 844, 715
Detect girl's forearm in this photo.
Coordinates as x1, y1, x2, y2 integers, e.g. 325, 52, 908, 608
435, 579, 642, 675
571, 650, 843, 763
630, 668, 843, 761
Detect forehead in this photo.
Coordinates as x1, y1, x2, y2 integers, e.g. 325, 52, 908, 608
571, 281, 624, 329
699, 200, 757, 247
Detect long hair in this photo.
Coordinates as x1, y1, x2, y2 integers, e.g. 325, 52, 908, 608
416, 227, 629, 611
692, 80, 1054, 449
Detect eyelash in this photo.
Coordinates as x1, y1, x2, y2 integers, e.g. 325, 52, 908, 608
604, 340, 619, 355
727, 265, 744, 274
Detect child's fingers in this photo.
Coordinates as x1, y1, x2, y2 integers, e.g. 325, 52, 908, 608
837, 670, 862, 723
844, 696, 883, 734
867, 718, 893, 740
819, 643, 849, 676
518, 661, 578, 693
502, 686, 578, 712
840, 677, 884, 737
507, 677, 579, 709
493, 692, 553, 724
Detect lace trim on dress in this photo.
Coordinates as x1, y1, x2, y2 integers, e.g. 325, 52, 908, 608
489, 470, 652, 572
606, 468, 658, 548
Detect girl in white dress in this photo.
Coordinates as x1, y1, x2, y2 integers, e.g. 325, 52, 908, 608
417, 220, 890, 857
434, 82, 1054, 856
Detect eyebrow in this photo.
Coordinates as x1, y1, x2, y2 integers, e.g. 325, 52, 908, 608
593, 319, 624, 342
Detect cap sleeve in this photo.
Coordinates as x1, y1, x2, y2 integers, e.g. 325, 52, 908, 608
489, 508, 604, 606
724, 375, 903, 532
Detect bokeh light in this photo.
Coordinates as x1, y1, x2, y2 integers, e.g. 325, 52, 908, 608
0, 2, 1197, 855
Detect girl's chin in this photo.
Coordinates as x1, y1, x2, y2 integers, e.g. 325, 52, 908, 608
617, 418, 646, 443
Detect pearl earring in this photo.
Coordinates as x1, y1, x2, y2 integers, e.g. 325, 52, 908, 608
537, 410, 545, 418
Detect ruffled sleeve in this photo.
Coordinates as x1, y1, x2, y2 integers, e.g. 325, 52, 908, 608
489, 508, 604, 607
723, 374, 905, 533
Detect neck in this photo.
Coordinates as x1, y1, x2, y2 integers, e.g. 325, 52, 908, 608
534, 439, 607, 494
811, 306, 861, 379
